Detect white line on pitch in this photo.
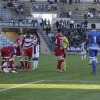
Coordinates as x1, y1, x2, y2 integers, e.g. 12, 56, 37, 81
0, 80, 45, 92
45, 80, 100, 83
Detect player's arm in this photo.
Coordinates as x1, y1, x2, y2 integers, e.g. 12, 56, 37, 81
84, 39, 89, 52
63, 37, 69, 49
21, 37, 25, 49
60, 37, 65, 49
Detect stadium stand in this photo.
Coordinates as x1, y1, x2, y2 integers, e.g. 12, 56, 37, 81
0, 0, 100, 54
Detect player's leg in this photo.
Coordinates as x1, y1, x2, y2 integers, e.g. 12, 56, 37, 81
56, 56, 64, 72
24, 49, 28, 71
89, 58, 92, 65
32, 50, 36, 69
20, 57, 25, 69
35, 57, 39, 69
0, 50, 6, 66
9, 58, 17, 73
81, 52, 84, 60
24, 56, 28, 71
27, 47, 33, 72
17, 51, 25, 69
32, 58, 36, 69
89, 49, 97, 75
28, 56, 31, 72
1, 58, 5, 66
61, 49, 67, 71
35, 50, 39, 69
95, 57, 98, 64
33, 45, 39, 69
83, 50, 87, 59
81, 48, 84, 60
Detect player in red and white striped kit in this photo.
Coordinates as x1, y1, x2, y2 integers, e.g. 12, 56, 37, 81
32, 36, 40, 69
15, 33, 25, 69
21, 30, 37, 72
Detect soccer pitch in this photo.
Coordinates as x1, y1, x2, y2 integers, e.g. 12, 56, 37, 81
0, 54, 100, 100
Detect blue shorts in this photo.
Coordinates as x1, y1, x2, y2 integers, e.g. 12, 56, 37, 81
88, 49, 98, 58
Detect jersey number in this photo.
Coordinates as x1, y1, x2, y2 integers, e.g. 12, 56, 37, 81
93, 36, 96, 43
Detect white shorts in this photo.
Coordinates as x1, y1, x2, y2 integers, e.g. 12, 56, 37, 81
3, 68, 11, 73
32, 45, 39, 58
81, 50, 86, 55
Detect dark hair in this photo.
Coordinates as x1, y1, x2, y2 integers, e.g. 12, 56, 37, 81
18, 33, 23, 36
91, 24, 96, 29
27, 30, 31, 34
57, 28, 62, 33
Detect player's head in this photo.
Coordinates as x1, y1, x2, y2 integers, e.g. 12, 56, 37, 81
18, 33, 23, 38
57, 28, 62, 34
26, 30, 31, 35
91, 24, 96, 29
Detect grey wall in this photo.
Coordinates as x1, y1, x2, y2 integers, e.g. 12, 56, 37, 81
19, 0, 93, 2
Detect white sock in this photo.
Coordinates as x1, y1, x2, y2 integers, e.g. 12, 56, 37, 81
96, 58, 98, 63
84, 55, 86, 59
35, 60, 38, 68
89, 59, 92, 64
33, 61, 36, 68
81, 56, 83, 60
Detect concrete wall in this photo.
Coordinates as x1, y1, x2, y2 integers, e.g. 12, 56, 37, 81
37, 30, 51, 55
87, 23, 100, 29
19, 0, 93, 2
1, 32, 18, 43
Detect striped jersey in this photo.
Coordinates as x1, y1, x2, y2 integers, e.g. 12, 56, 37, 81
21, 34, 37, 49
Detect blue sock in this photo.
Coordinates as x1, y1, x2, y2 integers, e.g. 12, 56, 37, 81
92, 61, 96, 74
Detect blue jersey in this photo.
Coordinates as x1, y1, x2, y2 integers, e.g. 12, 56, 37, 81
87, 30, 100, 50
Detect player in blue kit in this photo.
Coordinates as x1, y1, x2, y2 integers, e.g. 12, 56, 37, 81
86, 24, 100, 75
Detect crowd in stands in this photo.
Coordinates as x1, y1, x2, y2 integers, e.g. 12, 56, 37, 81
60, 10, 72, 18
31, 3, 57, 12
1, 0, 100, 51
7, 0, 25, 16
48, 19, 88, 48
93, 0, 100, 5
84, 7, 96, 19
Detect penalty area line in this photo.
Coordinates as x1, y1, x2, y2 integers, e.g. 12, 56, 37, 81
0, 80, 45, 92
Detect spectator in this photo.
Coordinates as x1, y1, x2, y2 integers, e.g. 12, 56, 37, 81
75, 8, 79, 13
97, 0, 100, 4
93, 0, 97, 4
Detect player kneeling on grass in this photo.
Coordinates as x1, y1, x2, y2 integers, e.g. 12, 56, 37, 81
0, 46, 17, 73
0, 62, 22, 73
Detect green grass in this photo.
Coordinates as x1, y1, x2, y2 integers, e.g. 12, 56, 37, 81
0, 54, 100, 100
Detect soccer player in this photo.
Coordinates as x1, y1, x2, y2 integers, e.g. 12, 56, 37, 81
0, 46, 17, 73
15, 33, 24, 69
55, 28, 65, 72
61, 34, 69, 71
81, 40, 87, 60
32, 35, 40, 69
86, 23, 100, 75
21, 30, 37, 72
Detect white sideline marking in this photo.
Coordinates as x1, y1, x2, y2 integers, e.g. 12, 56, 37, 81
45, 80, 100, 83
0, 80, 44, 92
1, 79, 100, 92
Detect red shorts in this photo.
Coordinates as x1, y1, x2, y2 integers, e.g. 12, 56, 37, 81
24, 47, 32, 57
16, 52, 22, 57
1, 47, 10, 58
55, 47, 64, 57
